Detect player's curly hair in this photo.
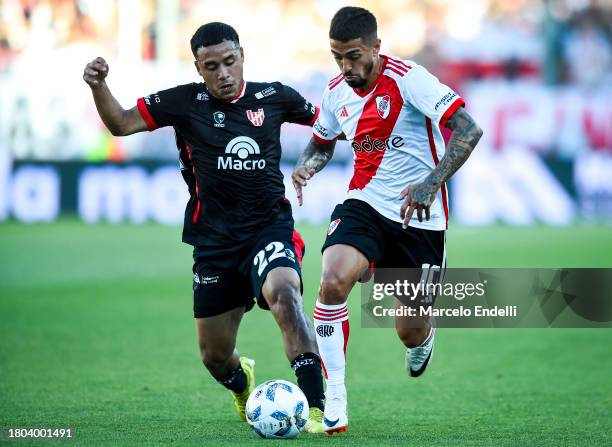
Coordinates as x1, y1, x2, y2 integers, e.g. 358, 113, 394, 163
190, 22, 240, 57
329, 6, 377, 45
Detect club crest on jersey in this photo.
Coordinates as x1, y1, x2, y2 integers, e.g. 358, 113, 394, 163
328, 218, 341, 236
246, 109, 265, 127
375, 95, 391, 119
213, 111, 225, 128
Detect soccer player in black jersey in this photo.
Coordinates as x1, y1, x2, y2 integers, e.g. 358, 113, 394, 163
82, 22, 325, 433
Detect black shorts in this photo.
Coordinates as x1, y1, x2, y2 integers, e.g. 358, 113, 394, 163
322, 199, 445, 271
192, 221, 305, 319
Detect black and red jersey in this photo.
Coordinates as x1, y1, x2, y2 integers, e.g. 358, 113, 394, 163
137, 81, 318, 247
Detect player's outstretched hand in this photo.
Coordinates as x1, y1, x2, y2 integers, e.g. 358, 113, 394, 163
291, 167, 316, 206
83, 57, 109, 88
399, 181, 439, 228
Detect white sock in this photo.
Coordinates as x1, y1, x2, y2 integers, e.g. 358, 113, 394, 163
313, 300, 350, 393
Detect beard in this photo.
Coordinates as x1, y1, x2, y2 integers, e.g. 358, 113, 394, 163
345, 77, 367, 88
344, 60, 374, 88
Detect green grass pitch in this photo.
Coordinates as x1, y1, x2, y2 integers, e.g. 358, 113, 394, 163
1, 221, 611, 446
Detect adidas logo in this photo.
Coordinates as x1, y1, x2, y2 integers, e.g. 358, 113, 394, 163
339, 106, 349, 118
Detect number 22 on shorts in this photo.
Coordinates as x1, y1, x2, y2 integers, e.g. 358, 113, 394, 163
253, 241, 289, 276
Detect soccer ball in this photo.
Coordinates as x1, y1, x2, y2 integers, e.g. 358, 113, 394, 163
245, 379, 309, 439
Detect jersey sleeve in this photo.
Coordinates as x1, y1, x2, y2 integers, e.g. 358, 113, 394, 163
279, 84, 319, 126
136, 84, 193, 131
312, 87, 342, 144
401, 64, 465, 127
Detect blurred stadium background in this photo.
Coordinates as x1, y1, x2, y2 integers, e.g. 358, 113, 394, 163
1, 0, 611, 224
1, 0, 611, 445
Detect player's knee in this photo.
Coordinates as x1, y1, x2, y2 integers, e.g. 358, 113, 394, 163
201, 347, 232, 372
319, 272, 350, 305
396, 326, 428, 348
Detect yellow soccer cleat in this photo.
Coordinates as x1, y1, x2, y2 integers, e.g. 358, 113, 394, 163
230, 357, 255, 421
304, 407, 325, 434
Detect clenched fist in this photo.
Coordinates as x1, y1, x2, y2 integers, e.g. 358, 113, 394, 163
83, 57, 109, 88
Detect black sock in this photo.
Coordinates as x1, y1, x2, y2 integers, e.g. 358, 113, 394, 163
214, 363, 247, 394
291, 352, 325, 411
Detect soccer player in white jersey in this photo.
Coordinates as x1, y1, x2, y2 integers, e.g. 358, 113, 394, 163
291, 7, 483, 434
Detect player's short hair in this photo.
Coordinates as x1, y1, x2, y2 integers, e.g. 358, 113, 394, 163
329, 6, 377, 45
190, 22, 240, 57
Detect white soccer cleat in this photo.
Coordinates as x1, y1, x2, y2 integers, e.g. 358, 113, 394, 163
323, 384, 348, 435
405, 329, 435, 377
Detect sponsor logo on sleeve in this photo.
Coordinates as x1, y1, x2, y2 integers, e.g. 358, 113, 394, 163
434, 92, 457, 111
144, 94, 160, 105
303, 101, 316, 115
314, 121, 328, 138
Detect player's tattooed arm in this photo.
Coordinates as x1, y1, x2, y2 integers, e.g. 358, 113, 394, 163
400, 108, 483, 227
297, 138, 336, 173
430, 108, 483, 185
83, 57, 148, 136
292, 138, 337, 206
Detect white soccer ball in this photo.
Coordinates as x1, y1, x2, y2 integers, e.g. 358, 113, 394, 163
245, 379, 309, 439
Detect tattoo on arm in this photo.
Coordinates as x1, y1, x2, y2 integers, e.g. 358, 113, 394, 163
426, 108, 483, 187
296, 138, 336, 173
